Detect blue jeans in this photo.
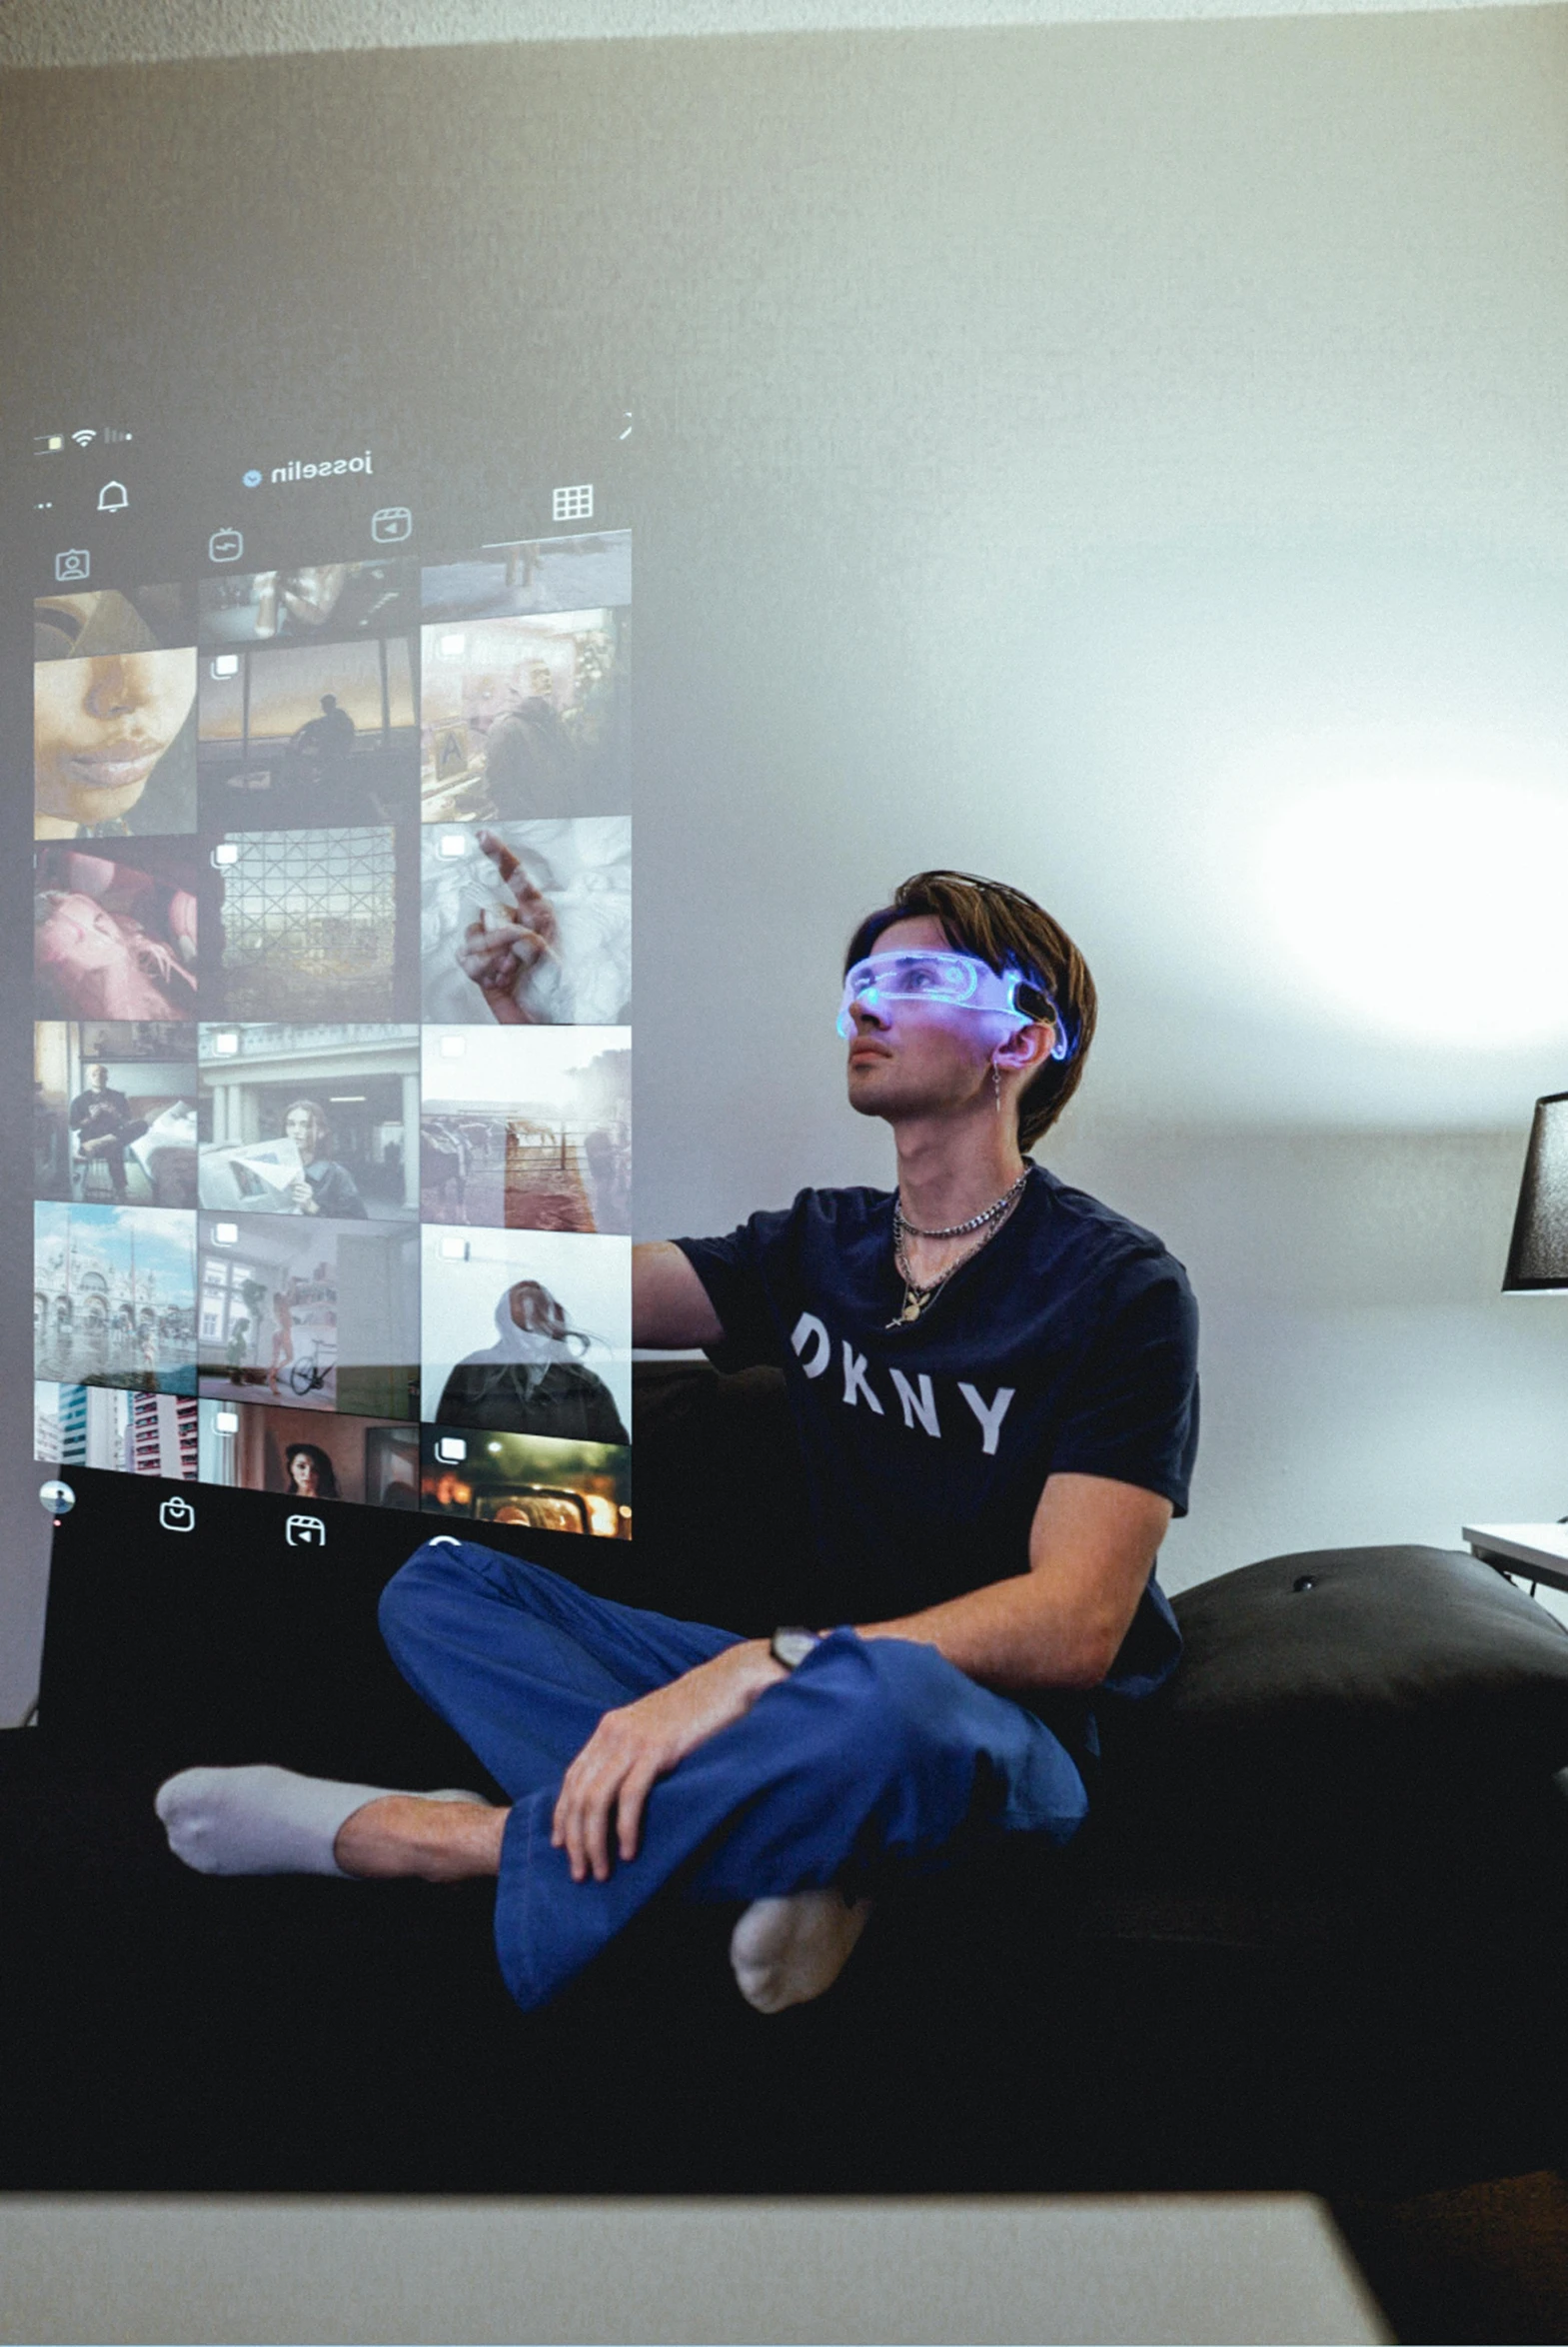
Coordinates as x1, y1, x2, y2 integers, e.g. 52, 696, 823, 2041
379, 1537, 1090, 2011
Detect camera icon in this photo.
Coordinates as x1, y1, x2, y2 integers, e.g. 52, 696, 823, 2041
371, 506, 412, 544
159, 1495, 197, 1533
285, 1513, 327, 1548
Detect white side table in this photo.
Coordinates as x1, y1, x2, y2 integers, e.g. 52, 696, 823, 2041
1463, 1521, 1568, 1594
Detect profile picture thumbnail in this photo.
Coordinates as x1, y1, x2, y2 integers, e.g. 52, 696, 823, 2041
198, 1022, 419, 1220
421, 819, 631, 1028
35, 642, 197, 840
420, 1224, 631, 1445
421, 1026, 629, 1234
34, 1200, 197, 1394
34, 841, 199, 1024
197, 1398, 420, 1510
197, 559, 416, 648
420, 608, 628, 823
197, 1209, 419, 1420
198, 635, 417, 829
420, 530, 631, 624
35, 1023, 197, 1208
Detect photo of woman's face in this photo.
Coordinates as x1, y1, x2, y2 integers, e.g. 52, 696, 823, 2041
284, 1106, 327, 1160
287, 1450, 317, 1494
34, 650, 196, 836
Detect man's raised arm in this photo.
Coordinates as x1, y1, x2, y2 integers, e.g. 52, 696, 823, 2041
633, 1240, 725, 1350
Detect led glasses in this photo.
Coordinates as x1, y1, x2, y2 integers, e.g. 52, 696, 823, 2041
837, 949, 1069, 1058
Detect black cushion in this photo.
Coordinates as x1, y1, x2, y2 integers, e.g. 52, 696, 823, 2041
1093, 1544, 1568, 1881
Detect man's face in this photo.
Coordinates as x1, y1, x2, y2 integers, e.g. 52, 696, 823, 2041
88, 1066, 108, 1090
843, 915, 1023, 1128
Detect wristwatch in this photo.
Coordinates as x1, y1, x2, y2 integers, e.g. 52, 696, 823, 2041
770, 1626, 821, 1671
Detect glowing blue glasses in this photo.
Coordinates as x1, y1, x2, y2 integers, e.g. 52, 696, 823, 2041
837, 950, 1070, 1058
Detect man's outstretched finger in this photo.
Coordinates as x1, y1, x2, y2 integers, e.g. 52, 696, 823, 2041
617, 1763, 660, 1862
477, 828, 522, 888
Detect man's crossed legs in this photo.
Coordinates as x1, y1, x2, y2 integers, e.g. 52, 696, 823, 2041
158, 1537, 1090, 2014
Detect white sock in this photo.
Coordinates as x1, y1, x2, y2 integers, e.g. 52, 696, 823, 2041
155, 1763, 490, 1879
729, 1889, 872, 2014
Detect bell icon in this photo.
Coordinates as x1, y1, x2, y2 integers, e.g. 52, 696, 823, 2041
96, 479, 128, 512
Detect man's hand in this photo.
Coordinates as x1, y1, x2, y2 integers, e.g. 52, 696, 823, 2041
454, 828, 560, 1026
552, 1640, 782, 1882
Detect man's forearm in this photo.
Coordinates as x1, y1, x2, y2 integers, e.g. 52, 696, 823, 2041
632, 1240, 725, 1349
856, 1473, 1173, 1698
856, 1575, 1119, 1697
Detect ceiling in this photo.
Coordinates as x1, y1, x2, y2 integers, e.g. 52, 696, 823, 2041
0, 0, 1555, 68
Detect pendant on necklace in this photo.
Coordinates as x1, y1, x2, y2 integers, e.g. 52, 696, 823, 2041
900, 1297, 923, 1323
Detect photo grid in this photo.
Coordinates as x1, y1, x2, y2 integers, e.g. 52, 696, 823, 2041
33, 533, 634, 1538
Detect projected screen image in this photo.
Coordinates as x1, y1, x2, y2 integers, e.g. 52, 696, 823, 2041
32, 525, 634, 1538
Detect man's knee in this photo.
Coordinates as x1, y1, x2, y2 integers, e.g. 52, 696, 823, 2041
377, 1536, 477, 1666
797, 1633, 977, 1784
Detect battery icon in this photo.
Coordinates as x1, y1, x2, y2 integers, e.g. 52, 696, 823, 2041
33, 433, 64, 455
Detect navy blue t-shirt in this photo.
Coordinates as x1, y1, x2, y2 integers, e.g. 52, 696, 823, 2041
677, 1165, 1198, 1718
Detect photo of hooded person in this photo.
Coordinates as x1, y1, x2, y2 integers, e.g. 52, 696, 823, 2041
433, 1276, 629, 1444
34, 622, 198, 840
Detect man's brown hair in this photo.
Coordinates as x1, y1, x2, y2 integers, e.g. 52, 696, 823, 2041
844, 870, 1096, 1151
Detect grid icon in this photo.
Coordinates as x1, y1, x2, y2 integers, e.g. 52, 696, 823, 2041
552, 483, 593, 522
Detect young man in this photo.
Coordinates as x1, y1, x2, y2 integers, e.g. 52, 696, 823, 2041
157, 870, 1197, 2018
69, 1063, 148, 1200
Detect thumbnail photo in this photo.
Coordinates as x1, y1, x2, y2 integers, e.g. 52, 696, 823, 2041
197, 1399, 420, 1509
198, 1023, 419, 1219
419, 530, 631, 623
421, 1426, 631, 1539
209, 826, 411, 1023
197, 559, 416, 648
420, 1224, 631, 1442
420, 608, 628, 822
36, 584, 195, 658
197, 1209, 419, 1419
421, 1026, 630, 1233
421, 819, 631, 1028
35, 1023, 197, 1207
197, 635, 417, 829
35, 1381, 198, 1479
34, 1201, 197, 1394
35, 643, 197, 840
34, 841, 199, 1024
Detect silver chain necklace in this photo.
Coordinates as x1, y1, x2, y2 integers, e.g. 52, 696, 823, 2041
887, 1169, 1031, 1328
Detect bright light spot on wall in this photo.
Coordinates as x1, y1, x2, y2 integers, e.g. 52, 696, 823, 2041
1260, 771, 1568, 1047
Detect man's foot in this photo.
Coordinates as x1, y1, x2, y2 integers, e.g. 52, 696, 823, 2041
729, 1889, 872, 2014
334, 1791, 507, 1881
155, 1763, 499, 1881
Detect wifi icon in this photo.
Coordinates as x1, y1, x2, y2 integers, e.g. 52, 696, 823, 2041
70, 429, 97, 448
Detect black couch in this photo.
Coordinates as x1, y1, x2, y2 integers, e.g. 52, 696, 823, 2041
6, 1359, 1568, 2196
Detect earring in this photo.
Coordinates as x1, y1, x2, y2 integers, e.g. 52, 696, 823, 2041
992, 1063, 1002, 1115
